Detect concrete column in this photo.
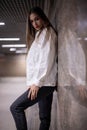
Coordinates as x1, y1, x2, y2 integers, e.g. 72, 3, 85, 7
57, 0, 87, 130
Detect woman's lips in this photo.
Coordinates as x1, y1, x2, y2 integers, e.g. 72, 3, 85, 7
35, 26, 39, 28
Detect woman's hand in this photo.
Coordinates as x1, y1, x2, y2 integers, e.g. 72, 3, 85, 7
28, 84, 40, 100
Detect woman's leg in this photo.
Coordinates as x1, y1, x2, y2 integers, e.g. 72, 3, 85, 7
10, 90, 31, 130
38, 93, 53, 130
10, 87, 55, 130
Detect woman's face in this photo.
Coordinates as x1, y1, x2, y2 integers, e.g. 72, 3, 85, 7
30, 13, 44, 31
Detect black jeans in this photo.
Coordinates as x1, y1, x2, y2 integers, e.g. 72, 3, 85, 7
10, 86, 55, 130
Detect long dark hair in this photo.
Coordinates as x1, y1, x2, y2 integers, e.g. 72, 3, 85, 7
26, 6, 57, 50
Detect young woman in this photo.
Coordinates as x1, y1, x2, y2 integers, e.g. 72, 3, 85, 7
10, 7, 57, 130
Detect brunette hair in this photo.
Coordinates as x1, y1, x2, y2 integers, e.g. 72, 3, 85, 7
26, 6, 57, 50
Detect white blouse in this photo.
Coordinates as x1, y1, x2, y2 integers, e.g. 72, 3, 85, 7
26, 27, 57, 88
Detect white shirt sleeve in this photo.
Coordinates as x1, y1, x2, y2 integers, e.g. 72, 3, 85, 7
33, 28, 57, 87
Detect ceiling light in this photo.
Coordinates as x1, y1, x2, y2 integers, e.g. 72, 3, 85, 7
2, 44, 26, 48
0, 38, 20, 41
0, 22, 5, 25
16, 50, 26, 54
10, 48, 16, 51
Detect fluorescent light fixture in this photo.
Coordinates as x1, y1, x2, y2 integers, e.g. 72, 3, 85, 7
10, 48, 16, 51
16, 50, 26, 54
0, 38, 20, 41
0, 22, 5, 25
84, 37, 87, 41
2, 44, 26, 48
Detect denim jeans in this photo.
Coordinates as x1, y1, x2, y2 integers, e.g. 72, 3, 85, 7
10, 86, 55, 130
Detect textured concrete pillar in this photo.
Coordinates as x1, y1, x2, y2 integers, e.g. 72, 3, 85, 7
57, 0, 87, 130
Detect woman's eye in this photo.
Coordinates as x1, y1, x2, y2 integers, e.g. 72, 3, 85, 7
35, 17, 39, 21
30, 17, 40, 23
30, 20, 33, 23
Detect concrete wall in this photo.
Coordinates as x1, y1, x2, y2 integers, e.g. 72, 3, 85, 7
57, 0, 87, 130
0, 55, 26, 77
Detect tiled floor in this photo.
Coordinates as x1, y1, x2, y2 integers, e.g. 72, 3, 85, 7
0, 77, 58, 130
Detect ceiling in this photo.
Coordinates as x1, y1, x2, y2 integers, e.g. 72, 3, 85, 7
0, 0, 45, 55
0, 0, 87, 55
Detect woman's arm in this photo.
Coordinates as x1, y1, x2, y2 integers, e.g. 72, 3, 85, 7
33, 27, 57, 88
